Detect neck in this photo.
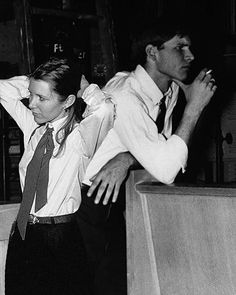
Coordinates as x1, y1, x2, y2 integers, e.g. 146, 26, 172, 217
152, 75, 172, 94
144, 64, 172, 93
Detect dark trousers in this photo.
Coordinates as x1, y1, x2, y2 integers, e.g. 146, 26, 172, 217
77, 184, 127, 295
5, 219, 92, 295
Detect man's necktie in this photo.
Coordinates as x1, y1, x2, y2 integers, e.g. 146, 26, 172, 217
17, 126, 54, 240
156, 96, 167, 133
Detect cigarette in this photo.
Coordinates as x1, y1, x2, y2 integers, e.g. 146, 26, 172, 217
206, 70, 212, 75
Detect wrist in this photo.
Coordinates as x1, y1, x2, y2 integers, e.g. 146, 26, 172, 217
119, 152, 136, 168
184, 103, 202, 119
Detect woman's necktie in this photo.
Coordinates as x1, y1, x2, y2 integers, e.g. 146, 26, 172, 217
17, 127, 54, 240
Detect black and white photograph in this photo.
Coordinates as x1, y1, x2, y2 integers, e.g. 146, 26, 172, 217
0, 1, 236, 295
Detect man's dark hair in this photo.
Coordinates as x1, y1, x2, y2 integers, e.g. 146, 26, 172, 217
130, 17, 192, 66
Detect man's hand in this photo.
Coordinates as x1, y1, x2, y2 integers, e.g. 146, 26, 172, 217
173, 68, 217, 145
87, 152, 136, 205
174, 68, 217, 116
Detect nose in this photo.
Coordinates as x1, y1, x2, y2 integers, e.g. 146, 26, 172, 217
185, 48, 194, 62
28, 95, 37, 109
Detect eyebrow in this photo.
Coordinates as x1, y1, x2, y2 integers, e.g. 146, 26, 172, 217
176, 41, 191, 47
29, 90, 49, 98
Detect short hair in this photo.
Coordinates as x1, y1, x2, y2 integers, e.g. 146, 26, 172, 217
130, 17, 191, 66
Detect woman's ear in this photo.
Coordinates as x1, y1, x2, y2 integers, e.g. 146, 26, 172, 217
64, 94, 76, 110
77, 75, 89, 98
145, 44, 158, 61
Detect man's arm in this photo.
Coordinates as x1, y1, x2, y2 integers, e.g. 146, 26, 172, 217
87, 152, 139, 205
84, 69, 216, 203
174, 69, 217, 144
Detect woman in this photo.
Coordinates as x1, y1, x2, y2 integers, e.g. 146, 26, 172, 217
1, 57, 95, 295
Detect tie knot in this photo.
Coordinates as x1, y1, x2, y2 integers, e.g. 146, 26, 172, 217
45, 127, 54, 140
46, 126, 54, 133
160, 95, 166, 104
45, 127, 54, 151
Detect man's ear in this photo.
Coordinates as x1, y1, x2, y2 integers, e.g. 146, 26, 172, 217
64, 94, 76, 109
145, 44, 158, 61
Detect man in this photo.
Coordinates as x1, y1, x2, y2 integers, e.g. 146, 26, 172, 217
77, 18, 217, 295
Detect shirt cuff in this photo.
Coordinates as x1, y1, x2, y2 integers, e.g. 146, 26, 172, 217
0, 76, 30, 101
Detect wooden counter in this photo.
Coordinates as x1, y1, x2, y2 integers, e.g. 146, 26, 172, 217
0, 204, 19, 295
126, 171, 236, 295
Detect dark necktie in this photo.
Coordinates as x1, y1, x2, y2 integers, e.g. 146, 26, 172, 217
17, 126, 54, 240
156, 96, 167, 133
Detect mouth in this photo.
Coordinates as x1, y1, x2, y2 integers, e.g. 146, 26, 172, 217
182, 66, 190, 71
32, 111, 39, 116
32, 112, 41, 119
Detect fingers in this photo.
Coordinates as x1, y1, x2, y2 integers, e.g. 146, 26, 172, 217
205, 71, 217, 92
194, 68, 209, 81
102, 183, 116, 205
87, 177, 102, 197
112, 185, 120, 203
94, 182, 109, 204
87, 173, 113, 205
86, 152, 132, 205
88, 178, 121, 205
199, 68, 214, 82
195, 68, 216, 92
103, 180, 123, 205
208, 83, 217, 92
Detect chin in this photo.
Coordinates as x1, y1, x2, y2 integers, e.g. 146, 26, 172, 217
33, 117, 45, 125
177, 73, 188, 82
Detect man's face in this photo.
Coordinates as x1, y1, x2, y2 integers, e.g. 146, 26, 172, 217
156, 35, 194, 81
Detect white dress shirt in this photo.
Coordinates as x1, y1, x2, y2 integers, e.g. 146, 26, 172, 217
83, 65, 188, 185
0, 77, 83, 216
0, 76, 117, 216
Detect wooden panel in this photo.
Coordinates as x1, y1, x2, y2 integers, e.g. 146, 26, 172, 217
126, 171, 236, 295
0, 204, 20, 295
126, 170, 161, 295
146, 193, 236, 294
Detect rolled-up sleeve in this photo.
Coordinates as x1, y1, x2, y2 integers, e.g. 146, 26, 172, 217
114, 93, 188, 184
79, 98, 116, 182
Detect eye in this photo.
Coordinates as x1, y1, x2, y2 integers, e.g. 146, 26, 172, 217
175, 45, 182, 51
39, 96, 46, 101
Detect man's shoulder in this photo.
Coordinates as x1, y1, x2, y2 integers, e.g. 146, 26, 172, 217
104, 71, 143, 104
105, 70, 138, 91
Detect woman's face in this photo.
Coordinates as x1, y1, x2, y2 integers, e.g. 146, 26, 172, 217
28, 78, 67, 124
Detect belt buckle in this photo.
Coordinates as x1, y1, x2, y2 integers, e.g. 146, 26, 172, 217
29, 215, 39, 224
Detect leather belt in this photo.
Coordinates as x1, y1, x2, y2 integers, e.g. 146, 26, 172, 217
28, 213, 76, 225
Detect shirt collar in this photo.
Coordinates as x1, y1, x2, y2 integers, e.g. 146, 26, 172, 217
47, 116, 68, 132
133, 65, 179, 105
